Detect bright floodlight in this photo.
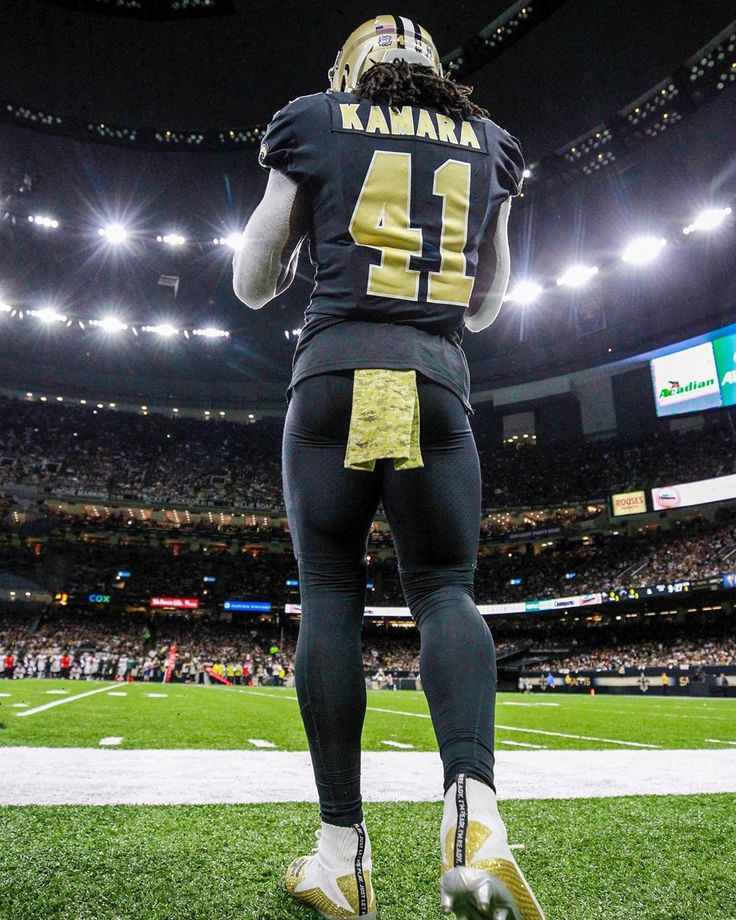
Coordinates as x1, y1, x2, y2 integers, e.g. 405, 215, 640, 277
158, 233, 186, 247
194, 327, 229, 338
29, 215, 59, 229
225, 232, 243, 250
97, 316, 128, 333
150, 323, 178, 337
35, 307, 66, 323
0, 303, 11, 313
506, 281, 543, 304
522, 168, 532, 179
98, 223, 128, 243
682, 206, 732, 235
621, 236, 667, 265
556, 265, 599, 287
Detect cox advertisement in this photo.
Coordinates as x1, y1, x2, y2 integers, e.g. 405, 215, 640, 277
651, 328, 736, 417
652, 472, 736, 511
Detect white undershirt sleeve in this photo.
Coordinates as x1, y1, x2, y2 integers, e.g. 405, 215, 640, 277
232, 169, 308, 310
464, 196, 513, 333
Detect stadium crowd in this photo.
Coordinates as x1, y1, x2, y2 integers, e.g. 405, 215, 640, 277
2, 608, 735, 682
2, 393, 736, 511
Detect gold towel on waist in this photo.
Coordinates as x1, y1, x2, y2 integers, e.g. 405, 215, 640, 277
344, 369, 424, 471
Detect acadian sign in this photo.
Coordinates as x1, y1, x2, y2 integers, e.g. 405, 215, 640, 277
713, 332, 736, 408
651, 342, 722, 417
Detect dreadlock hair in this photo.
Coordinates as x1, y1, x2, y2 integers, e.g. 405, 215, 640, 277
354, 59, 489, 121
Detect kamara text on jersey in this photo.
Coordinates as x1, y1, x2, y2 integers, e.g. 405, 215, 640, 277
334, 103, 485, 151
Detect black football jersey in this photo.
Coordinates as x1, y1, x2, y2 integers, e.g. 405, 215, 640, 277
259, 91, 524, 338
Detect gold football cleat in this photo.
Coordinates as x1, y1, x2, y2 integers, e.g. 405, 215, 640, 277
284, 824, 377, 920
440, 774, 546, 920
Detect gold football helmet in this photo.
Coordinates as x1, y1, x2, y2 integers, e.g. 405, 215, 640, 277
328, 14, 442, 93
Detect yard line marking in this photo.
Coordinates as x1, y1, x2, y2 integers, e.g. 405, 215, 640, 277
45, 690, 70, 695
99, 737, 123, 746
12, 703, 29, 708
499, 740, 546, 749
15, 683, 119, 717
107, 692, 127, 697
247, 739, 277, 749
496, 723, 659, 748
146, 693, 168, 698
380, 740, 414, 749
0, 692, 10, 697
367, 706, 430, 719
501, 702, 559, 708
705, 738, 736, 745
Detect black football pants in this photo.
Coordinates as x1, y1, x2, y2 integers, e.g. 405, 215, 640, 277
282, 371, 496, 826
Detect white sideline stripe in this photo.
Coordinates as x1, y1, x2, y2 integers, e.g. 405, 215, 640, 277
99, 737, 123, 746
247, 739, 277, 749
499, 740, 546, 749
1, 748, 735, 805
15, 683, 119, 717
380, 740, 414, 749
244, 690, 660, 748
705, 738, 736, 745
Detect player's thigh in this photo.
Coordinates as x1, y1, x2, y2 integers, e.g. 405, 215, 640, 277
382, 379, 481, 568
282, 372, 382, 559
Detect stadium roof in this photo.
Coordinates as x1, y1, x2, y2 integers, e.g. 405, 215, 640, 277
0, 1, 735, 408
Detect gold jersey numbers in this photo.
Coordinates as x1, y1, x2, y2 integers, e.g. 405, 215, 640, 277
349, 150, 474, 307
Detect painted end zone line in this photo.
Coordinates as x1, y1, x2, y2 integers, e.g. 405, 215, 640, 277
15, 683, 120, 717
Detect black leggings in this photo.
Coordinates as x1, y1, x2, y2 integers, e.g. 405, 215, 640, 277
282, 371, 496, 826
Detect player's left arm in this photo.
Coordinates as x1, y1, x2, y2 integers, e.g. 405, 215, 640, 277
463, 195, 512, 333
232, 169, 310, 309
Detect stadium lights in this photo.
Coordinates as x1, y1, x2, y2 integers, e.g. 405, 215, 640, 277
212, 232, 243, 250
193, 327, 229, 338
157, 233, 186, 246
556, 265, 599, 287
1, 303, 11, 312
621, 236, 667, 265
522, 168, 532, 179
144, 323, 179, 337
682, 206, 732, 235
28, 214, 59, 229
91, 316, 128, 333
32, 307, 67, 323
506, 281, 543, 304
98, 223, 128, 243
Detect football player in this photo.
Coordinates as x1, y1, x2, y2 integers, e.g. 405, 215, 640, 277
234, 14, 545, 920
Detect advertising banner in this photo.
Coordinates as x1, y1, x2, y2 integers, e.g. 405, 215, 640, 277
150, 596, 199, 609
610, 490, 647, 516
223, 600, 272, 613
713, 332, 736, 408
652, 472, 736, 510
650, 342, 721, 417
286, 595, 603, 618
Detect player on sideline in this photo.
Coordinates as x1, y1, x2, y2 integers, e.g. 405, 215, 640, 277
233, 15, 546, 920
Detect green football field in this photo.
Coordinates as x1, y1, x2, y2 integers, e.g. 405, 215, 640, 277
1, 679, 735, 750
1, 680, 735, 919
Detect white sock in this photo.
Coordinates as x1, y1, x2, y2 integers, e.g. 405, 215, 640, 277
317, 821, 372, 872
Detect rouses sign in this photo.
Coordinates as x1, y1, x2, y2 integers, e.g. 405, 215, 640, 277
150, 597, 199, 609
652, 472, 736, 511
610, 490, 647, 516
